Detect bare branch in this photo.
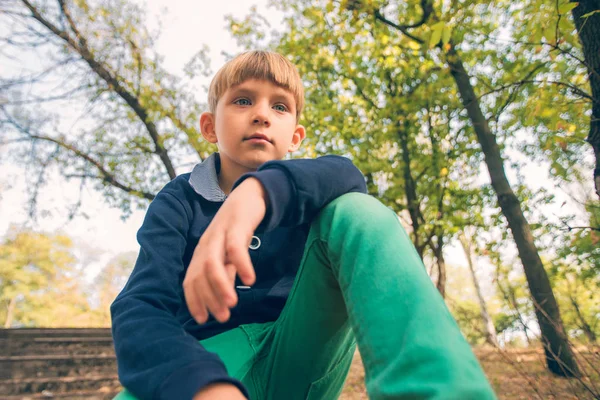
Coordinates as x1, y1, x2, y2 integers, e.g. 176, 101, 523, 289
3, 109, 155, 201
480, 78, 594, 104
20, 0, 177, 179
29, 134, 156, 200
373, 9, 424, 44
3, 84, 91, 106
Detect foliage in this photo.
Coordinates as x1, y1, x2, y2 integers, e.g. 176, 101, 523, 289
555, 201, 600, 285
0, 0, 215, 216
551, 271, 599, 343
0, 226, 138, 327
91, 251, 136, 326
550, 201, 600, 342
227, 1, 497, 293
0, 227, 91, 327
0, 0, 598, 353
447, 298, 488, 345
493, 262, 537, 345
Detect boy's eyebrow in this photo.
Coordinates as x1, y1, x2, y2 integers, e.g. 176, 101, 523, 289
230, 86, 295, 104
231, 86, 294, 99
229, 87, 256, 97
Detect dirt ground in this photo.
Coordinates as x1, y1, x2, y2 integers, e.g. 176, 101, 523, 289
339, 347, 600, 400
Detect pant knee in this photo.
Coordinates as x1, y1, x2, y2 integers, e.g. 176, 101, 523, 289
318, 193, 398, 232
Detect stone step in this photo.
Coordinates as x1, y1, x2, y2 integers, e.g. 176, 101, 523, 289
2, 337, 115, 357
3, 389, 120, 399
0, 328, 112, 339
0, 355, 117, 380
0, 375, 121, 396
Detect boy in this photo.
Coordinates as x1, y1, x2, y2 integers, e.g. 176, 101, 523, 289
111, 50, 496, 400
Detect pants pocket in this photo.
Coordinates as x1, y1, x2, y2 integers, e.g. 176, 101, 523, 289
306, 347, 355, 400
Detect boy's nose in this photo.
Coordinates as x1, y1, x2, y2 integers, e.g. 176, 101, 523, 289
253, 116, 270, 126
252, 104, 271, 127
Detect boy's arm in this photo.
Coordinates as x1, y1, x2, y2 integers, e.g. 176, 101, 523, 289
110, 189, 249, 400
233, 155, 367, 232
185, 156, 366, 327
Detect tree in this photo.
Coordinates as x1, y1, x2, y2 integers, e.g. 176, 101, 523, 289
459, 231, 499, 346
1, 0, 214, 216
92, 251, 136, 325
370, 1, 582, 377
228, 4, 490, 297
229, 0, 587, 376
0, 227, 92, 327
570, 1, 600, 198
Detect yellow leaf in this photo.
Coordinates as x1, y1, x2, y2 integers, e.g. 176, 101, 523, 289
407, 41, 421, 50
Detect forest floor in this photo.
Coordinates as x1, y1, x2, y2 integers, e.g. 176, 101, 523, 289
340, 346, 600, 399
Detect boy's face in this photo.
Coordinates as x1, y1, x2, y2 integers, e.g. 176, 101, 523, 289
200, 79, 305, 172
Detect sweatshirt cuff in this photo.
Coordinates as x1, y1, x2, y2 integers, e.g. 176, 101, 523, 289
158, 360, 249, 400
233, 167, 295, 232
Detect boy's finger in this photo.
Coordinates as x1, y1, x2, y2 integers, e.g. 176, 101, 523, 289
225, 263, 236, 284
225, 230, 255, 286
204, 257, 236, 306
183, 276, 208, 324
202, 273, 230, 323
223, 263, 238, 308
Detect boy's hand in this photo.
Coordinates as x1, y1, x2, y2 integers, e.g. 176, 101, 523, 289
184, 178, 266, 324
193, 383, 246, 400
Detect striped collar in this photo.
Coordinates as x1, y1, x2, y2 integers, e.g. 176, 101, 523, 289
188, 153, 227, 202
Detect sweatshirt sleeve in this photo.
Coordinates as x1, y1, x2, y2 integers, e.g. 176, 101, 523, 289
233, 155, 367, 232
110, 189, 248, 400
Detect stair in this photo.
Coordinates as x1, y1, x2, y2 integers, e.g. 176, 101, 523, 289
0, 328, 121, 399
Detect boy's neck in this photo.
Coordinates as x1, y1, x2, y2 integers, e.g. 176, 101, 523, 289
217, 156, 256, 195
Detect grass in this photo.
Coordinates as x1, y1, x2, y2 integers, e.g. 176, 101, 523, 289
339, 346, 600, 399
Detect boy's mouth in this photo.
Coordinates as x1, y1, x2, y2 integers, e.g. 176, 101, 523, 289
246, 133, 271, 143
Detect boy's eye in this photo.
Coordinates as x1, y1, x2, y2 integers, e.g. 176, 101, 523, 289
234, 98, 251, 106
273, 104, 287, 112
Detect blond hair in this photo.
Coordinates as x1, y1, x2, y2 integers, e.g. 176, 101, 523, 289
208, 51, 304, 120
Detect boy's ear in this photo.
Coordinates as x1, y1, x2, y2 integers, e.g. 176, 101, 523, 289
200, 112, 218, 144
288, 124, 306, 152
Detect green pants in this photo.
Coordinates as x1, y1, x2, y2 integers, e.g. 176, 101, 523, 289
116, 193, 496, 399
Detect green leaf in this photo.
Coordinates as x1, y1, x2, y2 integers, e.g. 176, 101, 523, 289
581, 10, 600, 18
442, 25, 452, 45
429, 22, 444, 48
558, 2, 578, 14
532, 27, 543, 43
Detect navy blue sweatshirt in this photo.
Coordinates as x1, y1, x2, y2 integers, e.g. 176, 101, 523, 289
110, 154, 367, 400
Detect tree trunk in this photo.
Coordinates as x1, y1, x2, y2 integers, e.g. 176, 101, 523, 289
4, 297, 17, 328
397, 121, 424, 257
433, 237, 447, 298
459, 233, 499, 346
571, 1, 600, 199
445, 45, 581, 377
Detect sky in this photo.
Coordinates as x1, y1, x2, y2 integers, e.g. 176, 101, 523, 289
0, 0, 281, 279
0, 0, 593, 284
